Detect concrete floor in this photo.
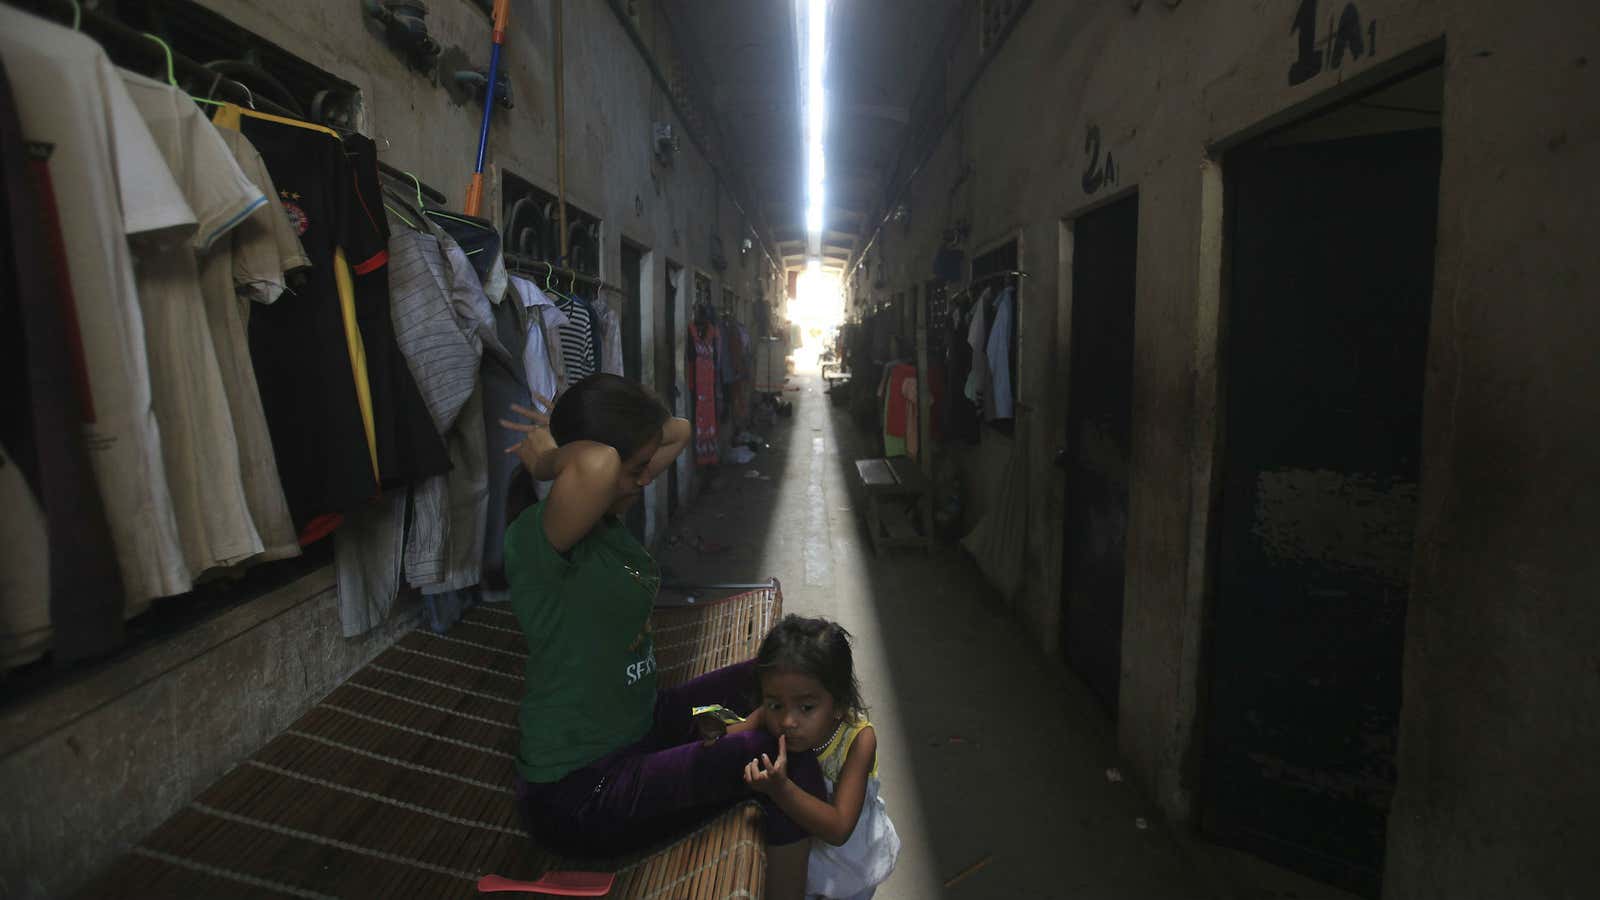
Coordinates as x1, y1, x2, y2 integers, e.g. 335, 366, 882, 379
656, 374, 1224, 899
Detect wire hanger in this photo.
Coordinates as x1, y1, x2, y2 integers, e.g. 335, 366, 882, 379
67, 0, 81, 30
408, 172, 427, 211
383, 202, 418, 230
142, 33, 178, 87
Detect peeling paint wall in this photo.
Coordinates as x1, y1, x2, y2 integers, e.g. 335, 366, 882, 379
842, 0, 1600, 894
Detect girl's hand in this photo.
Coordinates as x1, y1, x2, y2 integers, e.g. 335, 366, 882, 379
500, 395, 557, 474
743, 735, 790, 796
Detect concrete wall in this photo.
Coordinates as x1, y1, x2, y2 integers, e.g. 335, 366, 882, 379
0, 571, 418, 899
844, 0, 1600, 895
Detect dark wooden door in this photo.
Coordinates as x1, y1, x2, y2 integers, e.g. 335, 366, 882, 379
621, 242, 644, 383
621, 242, 646, 541
1202, 128, 1440, 897
1060, 194, 1138, 719
662, 264, 681, 518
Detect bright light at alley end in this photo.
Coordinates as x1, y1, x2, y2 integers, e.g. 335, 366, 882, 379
801, 0, 827, 265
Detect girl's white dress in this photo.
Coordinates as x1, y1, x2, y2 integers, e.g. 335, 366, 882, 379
806, 717, 901, 900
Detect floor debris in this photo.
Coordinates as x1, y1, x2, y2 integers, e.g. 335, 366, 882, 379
944, 854, 994, 888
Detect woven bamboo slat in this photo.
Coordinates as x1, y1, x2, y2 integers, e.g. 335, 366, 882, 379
74, 583, 782, 899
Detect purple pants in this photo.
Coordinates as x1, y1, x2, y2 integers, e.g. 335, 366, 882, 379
515, 660, 827, 856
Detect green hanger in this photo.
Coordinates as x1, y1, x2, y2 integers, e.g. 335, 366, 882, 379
141, 33, 178, 87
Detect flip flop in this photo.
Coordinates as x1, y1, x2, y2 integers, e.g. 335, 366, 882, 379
477, 872, 615, 896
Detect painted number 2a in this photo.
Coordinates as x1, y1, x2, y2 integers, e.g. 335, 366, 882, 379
1289, 0, 1378, 87
1082, 124, 1117, 195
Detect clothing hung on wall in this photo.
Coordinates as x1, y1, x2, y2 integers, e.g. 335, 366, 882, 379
595, 294, 624, 378
123, 71, 272, 579
214, 104, 380, 542
0, 46, 126, 666
691, 321, 720, 466
944, 301, 980, 444
202, 127, 304, 564
986, 285, 1016, 421
0, 9, 195, 622
555, 293, 598, 383
335, 188, 517, 636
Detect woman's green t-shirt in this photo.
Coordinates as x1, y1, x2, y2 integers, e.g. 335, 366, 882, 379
504, 501, 659, 783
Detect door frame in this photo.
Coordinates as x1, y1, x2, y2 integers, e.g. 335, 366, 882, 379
1187, 52, 1447, 894
1166, 45, 1450, 830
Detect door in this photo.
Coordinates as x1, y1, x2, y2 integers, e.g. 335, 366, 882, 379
1202, 127, 1440, 896
1060, 195, 1138, 718
621, 242, 645, 382
621, 242, 646, 540
662, 263, 682, 518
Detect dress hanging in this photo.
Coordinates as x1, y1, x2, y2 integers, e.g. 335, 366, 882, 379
692, 322, 719, 466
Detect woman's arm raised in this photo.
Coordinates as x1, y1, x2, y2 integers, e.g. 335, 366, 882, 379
501, 399, 625, 554
645, 417, 692, 482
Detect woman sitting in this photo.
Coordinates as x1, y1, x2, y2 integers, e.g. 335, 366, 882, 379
501, 374, 825, 899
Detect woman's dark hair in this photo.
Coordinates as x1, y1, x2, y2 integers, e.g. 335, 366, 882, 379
756, 615, 865, 717
549, 373, 670, 461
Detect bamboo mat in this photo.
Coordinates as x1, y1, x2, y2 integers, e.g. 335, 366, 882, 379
76, 585, 783, 899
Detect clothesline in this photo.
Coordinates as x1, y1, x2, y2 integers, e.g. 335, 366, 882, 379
504, 252, 625, 296
950, 268, 1029, 304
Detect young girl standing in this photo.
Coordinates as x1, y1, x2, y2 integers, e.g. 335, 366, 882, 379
744, 615, 902, 900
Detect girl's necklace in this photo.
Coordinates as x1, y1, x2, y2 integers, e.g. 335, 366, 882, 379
819, 718, 848, 752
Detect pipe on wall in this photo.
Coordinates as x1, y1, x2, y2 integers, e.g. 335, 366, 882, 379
554, 0, 570, 263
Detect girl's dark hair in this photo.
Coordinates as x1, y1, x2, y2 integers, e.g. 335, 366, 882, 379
549, 373, 670, 461
755, 615, 865, 717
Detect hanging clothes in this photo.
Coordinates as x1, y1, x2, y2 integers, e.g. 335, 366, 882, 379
594, 294, 625, 378
341, 133, 450, 489
879, 363, 914, 458
0, 49, 125, 665
554, 293, 598, 383
212, 104, 377, 543
964, 286, 992, 406
945, 301, 981, 443
511, 276, 567, 406
200, 128, 305, 564
425, 208, 508, 304
121, 70, 269, 577
0, 9, 193, 614
336, 194, 503, 636
903, 372, 921, 461
986, 285, 1016, 421
511, 274, 568, 498
691, 321, 720, 465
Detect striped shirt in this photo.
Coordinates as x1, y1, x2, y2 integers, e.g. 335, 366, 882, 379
556, 296, 598, 383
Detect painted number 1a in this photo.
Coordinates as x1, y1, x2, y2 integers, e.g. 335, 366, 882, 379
1289, 0, 1378, 87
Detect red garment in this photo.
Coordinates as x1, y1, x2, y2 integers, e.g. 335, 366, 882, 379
883, 364, 916, 438
691, 323, 719, 466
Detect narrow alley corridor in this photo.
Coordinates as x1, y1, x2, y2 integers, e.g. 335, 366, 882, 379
652, 375, 1349, 900
2, 1, 1596, 898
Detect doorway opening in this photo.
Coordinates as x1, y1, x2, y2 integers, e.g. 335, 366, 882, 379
621, 240, 647, 541
1200, 63, 1443, 898
662, 262, 684, 519
1059, 193, 1139, 720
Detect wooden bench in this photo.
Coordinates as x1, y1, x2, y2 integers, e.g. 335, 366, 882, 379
854, 457, 934, 556
76, 583, 784, 899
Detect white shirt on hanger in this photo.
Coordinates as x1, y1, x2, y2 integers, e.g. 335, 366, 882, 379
0, 7, 192, 610
122, 69, 270, 578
